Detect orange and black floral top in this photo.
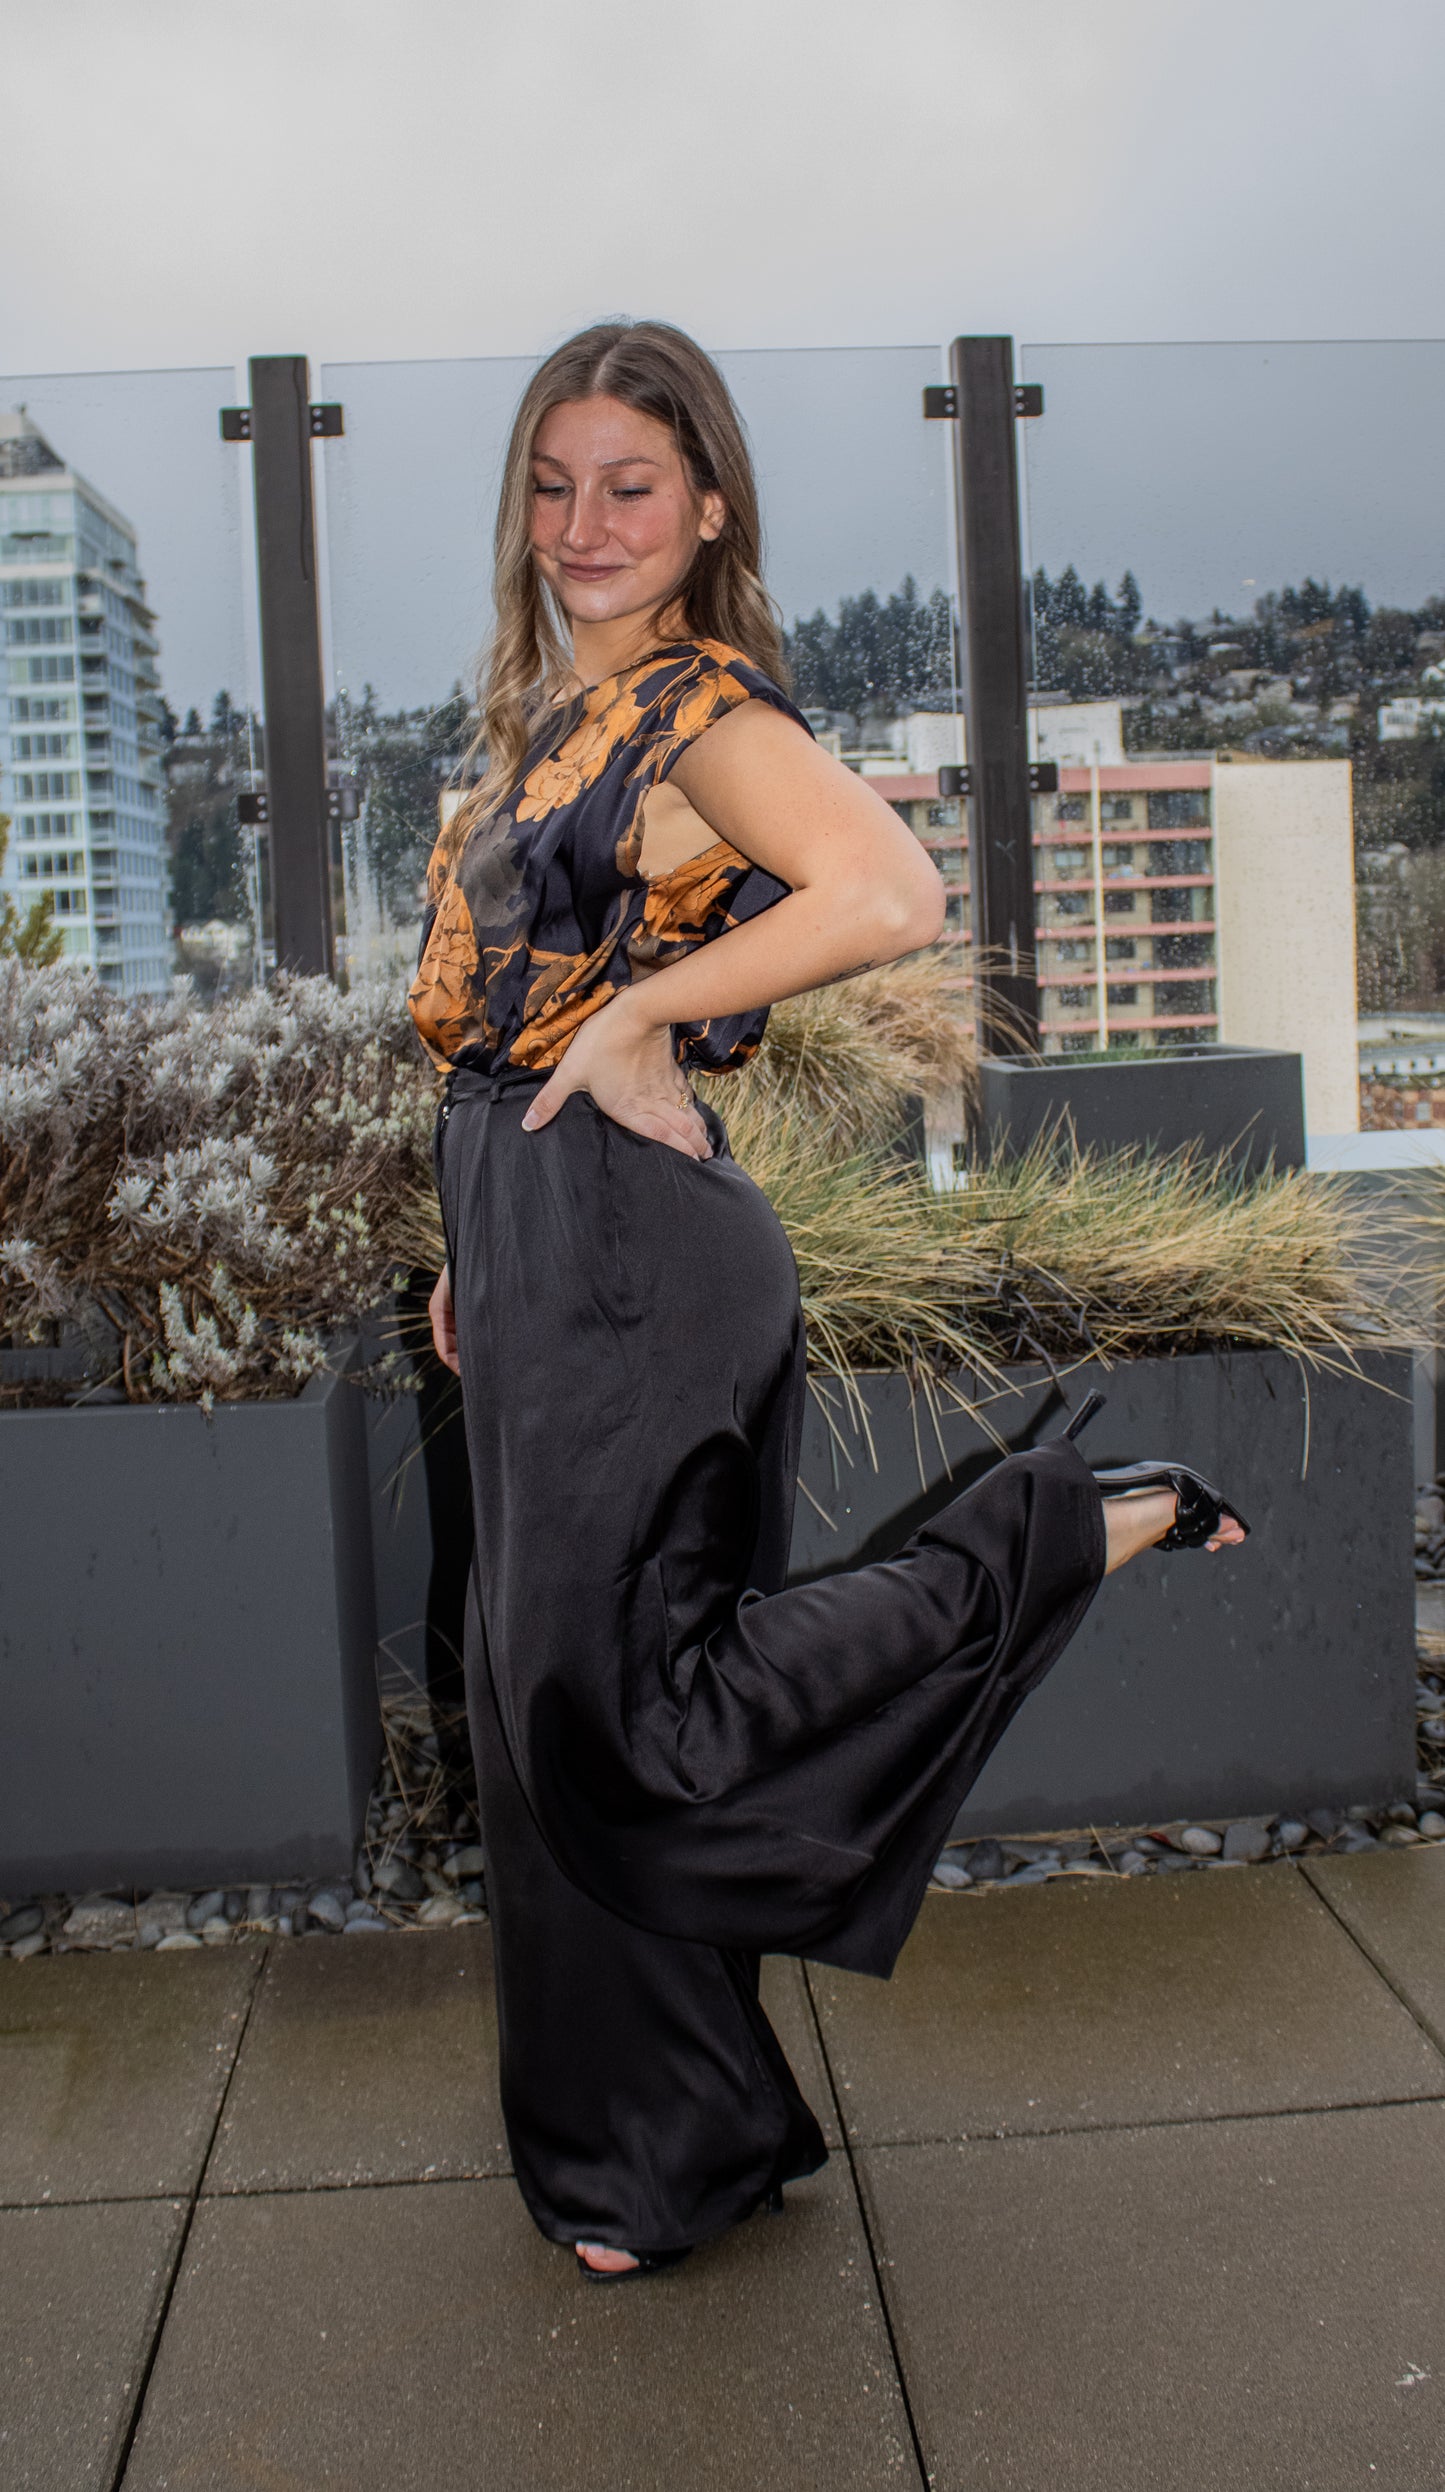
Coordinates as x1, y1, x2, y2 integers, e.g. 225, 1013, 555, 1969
407, 639, 806, 1076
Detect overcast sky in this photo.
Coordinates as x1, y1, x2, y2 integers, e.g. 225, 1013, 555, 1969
4, 0, 1443, 710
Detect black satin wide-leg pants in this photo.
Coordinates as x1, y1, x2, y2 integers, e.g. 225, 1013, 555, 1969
437, 1065, 1105, 2255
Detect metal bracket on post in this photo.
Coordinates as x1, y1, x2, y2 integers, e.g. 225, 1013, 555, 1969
923, 382, 1044, 422
924, 341, 1043, 1053
220, 360, 339, 976
220, 404, 344, 442
938, 762, 1059, 801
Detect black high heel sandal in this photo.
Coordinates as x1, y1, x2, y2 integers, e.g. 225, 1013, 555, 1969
1061, 1392, 1250, 1550
575, 2244, 693, 2285
574, 2180, 784, 2283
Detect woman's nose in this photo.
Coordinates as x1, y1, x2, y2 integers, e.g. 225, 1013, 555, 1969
561, 487, 609, 552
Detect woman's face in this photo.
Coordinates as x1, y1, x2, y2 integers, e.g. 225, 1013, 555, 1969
529, 394, 724, 635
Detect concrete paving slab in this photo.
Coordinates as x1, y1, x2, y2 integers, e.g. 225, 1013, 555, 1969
0, 1948, 262, 2206
760, 1955, 840, 2147
206, 1926, 508, 2193
1306, 1848, 1445, 2052
1, 2197, 186, 2490
861, 2103, 1445, 2491
122, 2163, 913, 2491
808, 1868, 1445, 2146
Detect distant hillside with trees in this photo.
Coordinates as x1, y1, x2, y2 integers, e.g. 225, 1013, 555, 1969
781, 577, 953, 716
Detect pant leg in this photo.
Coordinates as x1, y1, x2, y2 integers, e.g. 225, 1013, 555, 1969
443, 1086, 1104, 1984
465, 1575, 826, 2253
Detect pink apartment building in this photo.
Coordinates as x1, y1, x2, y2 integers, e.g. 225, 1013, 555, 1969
863, 760, 1219, 1055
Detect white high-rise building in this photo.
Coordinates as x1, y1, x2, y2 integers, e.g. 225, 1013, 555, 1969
0, 411, 169, 993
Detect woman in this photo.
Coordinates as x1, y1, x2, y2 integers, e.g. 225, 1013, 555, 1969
416, 320, 1245, 2279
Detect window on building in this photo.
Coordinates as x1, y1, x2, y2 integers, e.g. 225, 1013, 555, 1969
11, 696, 76, 724
17, 810, 83, 841
1059, 1032, 1093, 1055
1151, 888, 1197, 924
1154, 932, 1211, 968
1054, 939, 1092, 962
1105, 936, 1137, 961
1105, 797, 1135, 821
1154, 839, 1209, 876
1103, 844, 1136, 870
1167, 982, 1215, 1016
1147, 789, 1210, 830
1053, 892, 1090, 918
1106, 983, 1139, 1006
7, 615, 72, 645
1056, 796, 1087, 821
3, 579, 67, 608
1103, 891, 1135, 916
1057, 984, 1091, 1008
1049, 847, 1086, 876
14, 771, 80, 801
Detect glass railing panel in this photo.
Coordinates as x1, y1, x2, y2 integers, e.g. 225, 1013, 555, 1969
317, 355, 533, 982
0, 364, 252, 996
1016, 340, 1445, 1103
317, 345, 956, 978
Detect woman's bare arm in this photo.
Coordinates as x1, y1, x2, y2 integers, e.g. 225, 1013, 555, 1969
521, 706, 945, 1153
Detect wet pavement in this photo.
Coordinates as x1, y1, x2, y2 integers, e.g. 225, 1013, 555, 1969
6, 1849, 1445, 2488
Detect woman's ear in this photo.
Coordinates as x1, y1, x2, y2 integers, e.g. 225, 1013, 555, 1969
698, 490, 726, 545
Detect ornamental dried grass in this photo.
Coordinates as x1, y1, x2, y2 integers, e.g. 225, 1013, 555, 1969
0, 962, 433, 1404
709, 1081, 1411, 1396
397, 951, 1411, 1398
731, 951, 975, 1148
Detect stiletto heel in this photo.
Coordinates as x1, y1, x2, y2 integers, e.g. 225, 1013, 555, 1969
1092, 1460, 1250, 1550
1062, 1389, 1108, 1442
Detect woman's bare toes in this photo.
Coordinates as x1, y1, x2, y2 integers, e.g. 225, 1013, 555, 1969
576, 2242, 640, 2274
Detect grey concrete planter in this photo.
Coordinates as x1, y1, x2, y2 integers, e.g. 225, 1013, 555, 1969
0, 1359, 380, 1896
977, 1043, 1306, 1177
789, 1348, 1414, 1836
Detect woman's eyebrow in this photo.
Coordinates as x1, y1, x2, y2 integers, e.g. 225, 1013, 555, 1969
530, 452, 664, 471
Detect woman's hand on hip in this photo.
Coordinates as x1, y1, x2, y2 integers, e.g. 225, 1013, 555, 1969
429, 1265, 461, 1373
520, 990, 712, 1158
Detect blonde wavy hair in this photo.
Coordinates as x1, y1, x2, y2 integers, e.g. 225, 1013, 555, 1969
442, 320, 786, 866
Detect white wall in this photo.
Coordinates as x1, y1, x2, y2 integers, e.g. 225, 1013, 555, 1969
1030, 700, 1126, 767
903, 711, 964, 772
1214, 759, 1359, 1135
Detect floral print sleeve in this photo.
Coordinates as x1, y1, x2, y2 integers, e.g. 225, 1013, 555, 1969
407, 640, 809, 1076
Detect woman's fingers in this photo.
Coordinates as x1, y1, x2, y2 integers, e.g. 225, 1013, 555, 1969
519, 1070, 712, 1157
630, 1103, 712, 1158
520, 1070, 572, 1132
428, 1267, 461, 1375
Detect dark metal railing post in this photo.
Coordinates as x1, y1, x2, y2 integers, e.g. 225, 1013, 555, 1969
948, 336, 1040, 1053
248, 355, 333, 976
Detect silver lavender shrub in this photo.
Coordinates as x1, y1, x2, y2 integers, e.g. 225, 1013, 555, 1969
0, 962, 435, 1404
